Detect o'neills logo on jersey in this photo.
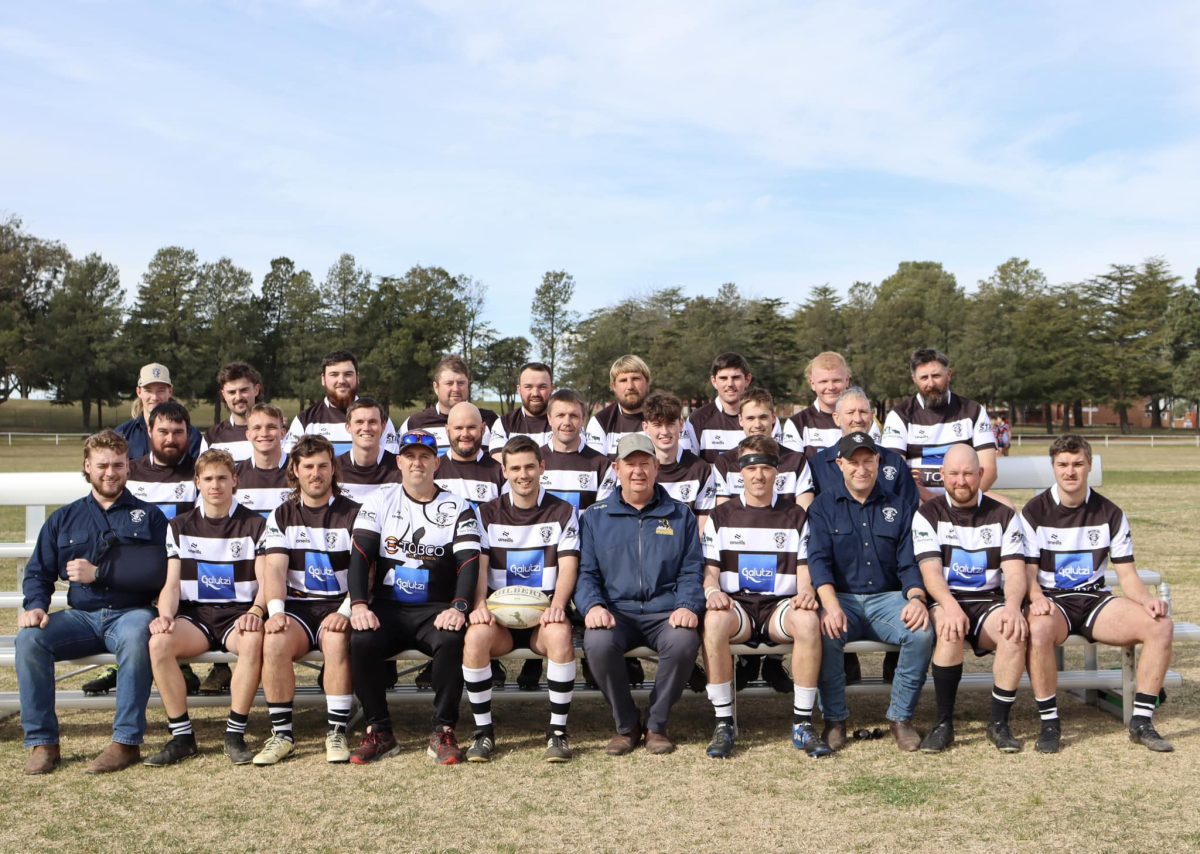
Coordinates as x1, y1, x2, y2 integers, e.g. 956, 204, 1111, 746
297, 530, 310, 544
242, 494, 255, 506
188, 542, 202, 555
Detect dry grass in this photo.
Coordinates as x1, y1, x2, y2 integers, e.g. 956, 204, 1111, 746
1, 445, 1198, 853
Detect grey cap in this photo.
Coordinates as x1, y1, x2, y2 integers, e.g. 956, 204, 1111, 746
615, 432, 655, 460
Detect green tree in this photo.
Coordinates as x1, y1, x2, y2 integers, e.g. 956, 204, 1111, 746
480, 336, 532, 411
530, 270, 578, 379
191, 257, 257, 422
125, 246, 202, 396
792, 285, 847, 372
453, 275, 494, 394
320, 253, 372, 353
0, 216, 70, 403
255, 257, 323, 404
744, 297, 800, 400
39, 253, 127, 428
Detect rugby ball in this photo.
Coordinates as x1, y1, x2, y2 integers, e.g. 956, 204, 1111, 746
486, 586, 551, 629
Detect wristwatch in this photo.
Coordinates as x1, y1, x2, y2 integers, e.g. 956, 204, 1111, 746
451, 598, 469, 614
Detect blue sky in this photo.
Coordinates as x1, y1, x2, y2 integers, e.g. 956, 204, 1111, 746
4, 1, 1198, 338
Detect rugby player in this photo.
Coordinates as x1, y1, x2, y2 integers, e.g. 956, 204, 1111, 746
598, 391, 717, 526
282, 350, 399, 456
115, 362, 202, 460
347, 429, 484, 765
488, 362, 554, 456
882, 348, 996, 502
713, 389, 813, 509
17, 430, 168, 774
585, 354, 652, 459
143, 450, 268, 766
1022, 434, 1174, 753
686, 352, 754, 462
782, 352, 880, 457
435, 402, 505, 506
199, 362, 264, 461
462, 436, 581, 762
700, 436, 830, 759
337, 397, 401, 504
400, 355, 499, 456
233, 403, 290, 519
575, 434, 705, 755
540, 389, 610, 511
912, 444, 1028, 754
808, 432, 933, 752
254, 436, 360, 765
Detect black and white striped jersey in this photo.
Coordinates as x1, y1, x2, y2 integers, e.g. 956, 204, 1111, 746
480, 490, 579, 593
435, 451, 505, 506
354, 485, 483, 604
584, 403, 645, 459
234, 457, 290, 518
262, 494, 361, 600
166, 504, 265, 604
282, 397, 400, 457
399, 404, 498, 458
686, 399, 744, 462
782, 403, 882, 458
881, 392, 994, 492
127, 454, 198, 521
200, 418, 252, 462
336, 447, 401, 505
1020, 486, 1134, 591
911, 493, 1025, 593
488, 408, 551, 453
712, 448, 814, 503
539, 440, 611, 511
701, 496, 809, 597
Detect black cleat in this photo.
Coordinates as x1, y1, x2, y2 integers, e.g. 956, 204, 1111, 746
144, 735, 198, 767
761, 656, 791, 694
517, 658, 543, 691
1129, 721, 1174, 753
491, 660, 507, 689
735, 656, 760, 691
224, 732, 255, 765
986, 721, 1022, 753
82, 665, 119, 695
706, 720, 735, 759
181, 664, 201, 696
199, 663, 232, 695
415, 661, 433, 690
919, 719, 955, 753
1035, 724, 1061, 754
625, 658, 645, 687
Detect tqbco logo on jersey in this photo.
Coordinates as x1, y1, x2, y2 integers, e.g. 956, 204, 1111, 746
1087, 529, 1100, 546
882, 507, 898, 523
130, 509, 146, 524
540, 525, 554, 544
882, 466, 897, 481
773, 532, 786, 549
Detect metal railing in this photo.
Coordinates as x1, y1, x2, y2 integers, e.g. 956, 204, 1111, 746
1014, 433, 1200, 447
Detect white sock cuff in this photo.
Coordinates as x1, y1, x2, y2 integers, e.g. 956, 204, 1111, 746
547, 659, 576, 682
463, 665, 492, 682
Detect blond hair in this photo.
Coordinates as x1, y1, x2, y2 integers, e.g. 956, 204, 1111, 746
608, 355, 651, 386
805, 351, 851, 382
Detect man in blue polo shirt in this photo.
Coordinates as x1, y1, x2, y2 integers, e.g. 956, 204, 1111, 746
16, 430, 169, 774
575, 433, 705, 756
808, 431, 933, 753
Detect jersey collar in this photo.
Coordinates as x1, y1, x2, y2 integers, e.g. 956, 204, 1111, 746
349, 445, 386, 467
1050, 483, 1091, 506
943, 490, 983, 511
199, 501, 237, 519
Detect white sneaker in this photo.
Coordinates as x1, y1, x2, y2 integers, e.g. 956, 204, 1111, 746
326, 730, 351, 763
251, 734, 295, 766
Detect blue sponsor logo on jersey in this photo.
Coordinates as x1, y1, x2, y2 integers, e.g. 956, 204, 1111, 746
391, 566, 430, 603
737, 553, 777, 593
304, 551, 340, 594
197, 561, 235, 601
157, 503, 178, 520
549, 489, 581, 509
920, 444, 955, 468
332, 442, 352, 456
506, 548, 545, 588
1054, 552, 1094, 588
948, 548, 988, 589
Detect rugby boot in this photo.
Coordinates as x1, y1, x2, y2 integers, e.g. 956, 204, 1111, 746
792, 722, 833, 758
181, 664, 201, 696
414, 661, 433, 690
350, 727, 400, 765
517, 658, 543, 691
199, 663, 232, 695
1034, 723, 1062, 754
325, 730, 351, 763
428, 725, 465, 765
626, 657, 645, 687
919, 719, 955, 753
843, 653, 862, 685
491, 660, 507, 689
761, 656, 792, 693
706, 720, 735, 759
986, 721, 1022, 753
1129, 721, 1174, 753
82, 665, 119, 695
544, 730, 572, 763
251, 733, 295, 765
465, 729, 496, 763
735, 656, 760, 691
144, 735, 198, 767
224, 732, 255, 765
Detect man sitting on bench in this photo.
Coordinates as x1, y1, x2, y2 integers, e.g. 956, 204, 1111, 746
1023, 434, 1174, 753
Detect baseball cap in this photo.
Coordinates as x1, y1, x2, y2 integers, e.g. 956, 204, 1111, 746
398, 430, 438, 456
615, 433, 655, 460
137, 363, 173, 387
836, 431, 879, 458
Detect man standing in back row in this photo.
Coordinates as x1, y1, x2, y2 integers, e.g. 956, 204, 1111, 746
488, 362, 554, 456
283, 350, 399, 457
686, 352, 754, 462
586, 355, 653, 459
401, 355, 499, 456
200, 362, 264, 461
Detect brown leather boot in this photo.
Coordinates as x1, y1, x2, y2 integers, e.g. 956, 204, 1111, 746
86, 741, 141, 774
24, 745, 60, 775
644, 730, 675, 755
890, 720, 921, 752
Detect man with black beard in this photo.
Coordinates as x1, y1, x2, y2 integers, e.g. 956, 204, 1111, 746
488, 362, 554, 457
282, 350, 399, 457
436, 403, 506, 507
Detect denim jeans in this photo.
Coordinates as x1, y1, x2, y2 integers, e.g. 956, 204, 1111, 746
818, 591, 933, 723
16, 607, 155, 748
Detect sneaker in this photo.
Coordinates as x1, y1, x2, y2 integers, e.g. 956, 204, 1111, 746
706, 720, 736, 759
251, 733, 295, 766
224, 732, 255, 765
415, 662, 433, 690
762, 657, 792, 694
491, 660, 507, 688
1129, 720, 1174, 753
735, 656, 760, 691
517, 658, 543, 691
427, 725, 465, 765
986, 721, 1022, 753
199, 663, 232, 695
349, 728, 399, 765
792, 721, 833, 758
1035, 724, 1061, 754
919, 719, 955, 754
544, 731, 572, 763
465, 730, 495, 763
325, 730, 351, 763
82, 665, 119, 695
143, 735, 198, 767
181, 664, 201, 696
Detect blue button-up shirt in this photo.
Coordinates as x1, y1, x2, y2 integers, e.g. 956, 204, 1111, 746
806, 478, 923, 597
811, 445, 919, 511
115, 416, 202, 461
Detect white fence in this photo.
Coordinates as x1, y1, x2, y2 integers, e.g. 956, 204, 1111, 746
1013, 433, 1200, 447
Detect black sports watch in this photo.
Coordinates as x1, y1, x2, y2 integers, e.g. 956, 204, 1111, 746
451, 598, 470, 614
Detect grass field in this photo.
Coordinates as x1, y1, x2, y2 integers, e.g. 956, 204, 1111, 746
1, 443, 1198, 853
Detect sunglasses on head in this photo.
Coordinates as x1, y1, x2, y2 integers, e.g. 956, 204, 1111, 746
399, 431, 438, 451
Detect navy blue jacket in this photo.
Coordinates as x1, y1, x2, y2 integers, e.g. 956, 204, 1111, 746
806, 478, 924, 598
811, 445, 919, 510
115, 416, 202, 462
575, 484, 705, 616
23, 489, 169, 612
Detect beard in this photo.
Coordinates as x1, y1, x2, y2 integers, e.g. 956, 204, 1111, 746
89, 472, 126, 500
525, 398, 547, 417
923, 387, 950, 408
451, 437, 481, 459
154, 444, 186, 467
327, 387, 356, 410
